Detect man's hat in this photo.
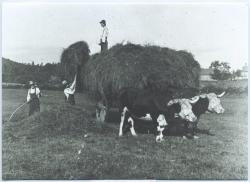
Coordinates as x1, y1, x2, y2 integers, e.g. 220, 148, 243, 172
62, 80, 67, 85
29, 81, 34, 85
99, 20, 106, 24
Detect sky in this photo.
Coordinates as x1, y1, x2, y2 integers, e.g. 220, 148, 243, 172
2, 2, 248, 69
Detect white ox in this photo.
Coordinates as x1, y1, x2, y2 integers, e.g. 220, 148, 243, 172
199, 92, 225, 114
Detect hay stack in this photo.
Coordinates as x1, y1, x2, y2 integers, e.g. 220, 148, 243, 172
82, 43, 200, 105
60, 41, 90, 90
61, 42, 200, 103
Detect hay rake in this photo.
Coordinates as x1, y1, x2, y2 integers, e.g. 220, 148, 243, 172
8, 101, 28, 122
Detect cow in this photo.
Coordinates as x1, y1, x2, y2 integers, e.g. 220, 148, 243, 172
167, 97, 200, 122
198, 92, 225, 114
165, 91, 226, 139
121, 107, 168, 142
118, 88, 172, 142
118, 87, 200, 142
189, 91, 225, 137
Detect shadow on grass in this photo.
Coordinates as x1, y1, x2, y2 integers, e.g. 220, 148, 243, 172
195, 128, 215, 136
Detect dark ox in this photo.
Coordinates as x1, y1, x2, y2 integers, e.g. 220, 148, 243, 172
118, 88, 199, 142
121, 108, 168, 142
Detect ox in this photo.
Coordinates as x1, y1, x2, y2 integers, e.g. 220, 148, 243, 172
165, 91, 226, 139
189, 91, 225, 137
121, 107, 168, 142
198, 92, 225, 114
118, 87, 199, 142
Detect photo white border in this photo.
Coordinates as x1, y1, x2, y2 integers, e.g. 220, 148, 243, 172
0, 0, 248, 182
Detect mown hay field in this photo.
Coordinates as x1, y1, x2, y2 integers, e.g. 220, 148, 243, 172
2, 88, 247, 180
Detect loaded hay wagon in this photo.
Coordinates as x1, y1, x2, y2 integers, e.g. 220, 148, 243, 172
60, 41, 201, 123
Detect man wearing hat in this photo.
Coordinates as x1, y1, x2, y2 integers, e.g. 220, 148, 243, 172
99, 19, 109, 52
62, 74, 77, 105
27, 81, 41, 116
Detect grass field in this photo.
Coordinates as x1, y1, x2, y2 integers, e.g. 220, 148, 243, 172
2, 88, 248, 180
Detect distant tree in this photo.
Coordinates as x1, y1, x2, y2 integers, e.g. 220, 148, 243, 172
209, 61, 232, 80
231, 69, 242, 80
235, 69, 242, 77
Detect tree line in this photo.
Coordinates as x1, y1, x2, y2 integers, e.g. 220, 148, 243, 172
2, 58, 245, 90
2, 58, 64, 89
209, 61, 243, 81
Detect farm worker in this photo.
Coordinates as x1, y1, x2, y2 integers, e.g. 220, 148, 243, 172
62, 74, 76, 105
99, 19, 109, 52
34, 82, 42, 97
27, 81, 41, 116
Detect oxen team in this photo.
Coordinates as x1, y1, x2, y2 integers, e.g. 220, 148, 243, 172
118, 87, 225, 142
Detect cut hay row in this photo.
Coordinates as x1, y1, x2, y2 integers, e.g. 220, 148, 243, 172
61, 41, 201, 107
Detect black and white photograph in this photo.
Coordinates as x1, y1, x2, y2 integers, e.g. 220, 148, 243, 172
1, 0, 248, 180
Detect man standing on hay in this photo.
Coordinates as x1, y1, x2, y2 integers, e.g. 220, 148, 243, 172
27, 81, 41, 116
99, 19, 109, 52
62, 74, 77, 105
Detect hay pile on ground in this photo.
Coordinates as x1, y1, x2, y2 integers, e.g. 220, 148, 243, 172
60, 41, 90, 90
82, 43, 200, 104
4, 105, 91, 139
4, 104, 118, 142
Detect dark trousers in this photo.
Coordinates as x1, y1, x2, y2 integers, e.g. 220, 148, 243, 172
100, 41, 108, 52
65, 94, 75, 105
29, 98, 40, 116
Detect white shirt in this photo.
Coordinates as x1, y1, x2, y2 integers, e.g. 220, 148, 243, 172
27, 87, 41, 102
100, 26, 109, 42
64, 75, 77, 99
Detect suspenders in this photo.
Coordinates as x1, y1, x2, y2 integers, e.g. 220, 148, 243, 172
30, 87, 37, 99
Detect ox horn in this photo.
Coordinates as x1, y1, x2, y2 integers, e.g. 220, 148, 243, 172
189, 96, 199, 104
217, 91, 225, 98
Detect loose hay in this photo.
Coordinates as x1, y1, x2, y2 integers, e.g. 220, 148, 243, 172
60, 41, 90, 90
4, 105, 92, 139
61, 42, 201, 105
83, 43, 200, 105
